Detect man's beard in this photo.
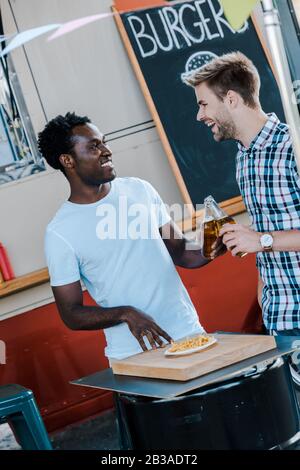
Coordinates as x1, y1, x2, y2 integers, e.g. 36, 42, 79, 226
80, 170, 116, 187
213, 119, 237, 142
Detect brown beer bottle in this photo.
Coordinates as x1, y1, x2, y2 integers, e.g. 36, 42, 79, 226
203, 196, 247, 258
202, 196, 218, 258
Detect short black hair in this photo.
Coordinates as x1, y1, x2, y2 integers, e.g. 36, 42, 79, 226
38, 112, 91, 173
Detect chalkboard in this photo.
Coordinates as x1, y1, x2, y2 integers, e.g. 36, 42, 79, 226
113, 0, 285, 215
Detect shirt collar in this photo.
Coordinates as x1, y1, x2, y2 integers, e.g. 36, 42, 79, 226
237, 113, 281, 153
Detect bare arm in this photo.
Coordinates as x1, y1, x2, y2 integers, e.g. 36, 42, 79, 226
52, 281, 172, 351
272, 230, 300, 251
220, 224, 300, 255
159, 220, 225, 268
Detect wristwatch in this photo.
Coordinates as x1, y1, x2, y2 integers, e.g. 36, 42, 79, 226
260, 233, 274, 252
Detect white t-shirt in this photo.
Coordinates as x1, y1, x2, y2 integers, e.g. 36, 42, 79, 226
45, 177, 204, 359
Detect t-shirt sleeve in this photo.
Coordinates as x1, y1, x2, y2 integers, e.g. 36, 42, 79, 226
141, 180, 171, 228
45, 229, 80, 287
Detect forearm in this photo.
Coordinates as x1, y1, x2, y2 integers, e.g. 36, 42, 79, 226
271, 230, 300, 252
220, 224, 300, 255
59, 303, 130, 331
54, 288, 173, 350
172, 239, 210, 269
160, 222, 211, 268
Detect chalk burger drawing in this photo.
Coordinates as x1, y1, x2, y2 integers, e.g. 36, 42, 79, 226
181, 51, 218, 81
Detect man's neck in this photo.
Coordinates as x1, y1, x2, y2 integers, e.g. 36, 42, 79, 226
68, 182, 111, 204
235, 108, 269, 149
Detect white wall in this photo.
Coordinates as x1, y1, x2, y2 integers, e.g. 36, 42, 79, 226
0, 0, 254, 319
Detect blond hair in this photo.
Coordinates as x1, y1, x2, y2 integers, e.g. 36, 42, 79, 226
183, 51, 261, 108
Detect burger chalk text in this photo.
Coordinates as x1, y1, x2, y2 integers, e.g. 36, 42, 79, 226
127, 0, 248, 59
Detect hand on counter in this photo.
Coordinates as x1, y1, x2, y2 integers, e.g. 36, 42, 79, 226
122, 307, 173, 351
219, 224, 261, 256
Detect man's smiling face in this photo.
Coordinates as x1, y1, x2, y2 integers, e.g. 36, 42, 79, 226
68, 123, 116, 185
195, 82, 237, 142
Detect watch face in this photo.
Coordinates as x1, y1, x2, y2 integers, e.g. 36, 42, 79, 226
261, 234, 273, 248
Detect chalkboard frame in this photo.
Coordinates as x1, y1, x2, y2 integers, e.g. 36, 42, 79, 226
112, 3, 278, 229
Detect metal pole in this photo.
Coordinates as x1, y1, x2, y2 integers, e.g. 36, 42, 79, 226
262, 0, 300, 173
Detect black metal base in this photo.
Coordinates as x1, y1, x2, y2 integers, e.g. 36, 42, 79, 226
115, 357, 300, 450
269, 431, 300, 450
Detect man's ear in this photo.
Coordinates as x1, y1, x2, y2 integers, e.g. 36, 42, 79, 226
59, 154, 75, 171
225, 90, 239, 109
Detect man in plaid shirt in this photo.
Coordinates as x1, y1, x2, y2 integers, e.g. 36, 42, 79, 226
184, 52, 300, 336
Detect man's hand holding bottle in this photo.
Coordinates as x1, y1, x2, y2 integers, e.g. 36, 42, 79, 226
200, 195, 247, 259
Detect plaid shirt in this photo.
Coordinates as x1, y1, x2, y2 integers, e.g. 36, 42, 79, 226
236, 113, 300, 331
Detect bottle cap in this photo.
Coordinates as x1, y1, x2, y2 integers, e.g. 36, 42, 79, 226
204, 195, 214, 205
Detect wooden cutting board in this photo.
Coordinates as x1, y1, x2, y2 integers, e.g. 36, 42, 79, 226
111, 334, 276, 381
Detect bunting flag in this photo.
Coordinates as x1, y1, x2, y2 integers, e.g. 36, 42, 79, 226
0, 0, 255, 56
0, 4, 169, 53
0, 24, 60, 57
219, 0, 259, 30
48, 13, 112, 41
49, 1, 186, 41
0, 35, 12, 43
114, 0, 167, 12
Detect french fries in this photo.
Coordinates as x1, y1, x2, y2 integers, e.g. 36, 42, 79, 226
168, 334, 211, 353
